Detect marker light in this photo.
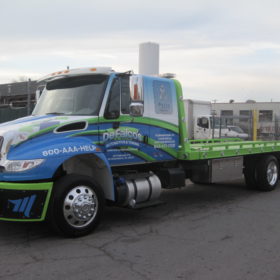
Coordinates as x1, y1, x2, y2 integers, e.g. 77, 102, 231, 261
38, 67, 113, 82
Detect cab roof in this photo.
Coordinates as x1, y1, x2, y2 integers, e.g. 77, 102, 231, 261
38, 67, 114, 82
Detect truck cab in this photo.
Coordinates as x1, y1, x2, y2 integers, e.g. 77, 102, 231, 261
0, 67, 182, 236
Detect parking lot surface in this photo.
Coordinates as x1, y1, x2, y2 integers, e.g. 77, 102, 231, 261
1, 180, 280, 280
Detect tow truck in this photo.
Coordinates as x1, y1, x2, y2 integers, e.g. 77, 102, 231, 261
0, 67, 279, 236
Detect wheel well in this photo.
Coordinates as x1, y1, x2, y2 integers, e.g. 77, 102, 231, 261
244, 153, 280, 168
53, 154, 114, 200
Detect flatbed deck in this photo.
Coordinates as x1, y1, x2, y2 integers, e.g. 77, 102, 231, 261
183, 138, 280, 160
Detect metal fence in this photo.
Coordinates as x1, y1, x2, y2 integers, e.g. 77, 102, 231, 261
214, 114, 280, 141
256, 120, 280, 141
0, 105, 33, 124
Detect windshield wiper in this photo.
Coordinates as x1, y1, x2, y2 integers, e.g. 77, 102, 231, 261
46, 112, 66, 115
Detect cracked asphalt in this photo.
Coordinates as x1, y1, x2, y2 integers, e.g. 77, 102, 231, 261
2, 179, 280, 280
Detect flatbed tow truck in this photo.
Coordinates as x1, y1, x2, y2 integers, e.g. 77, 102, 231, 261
0, 67, 279, 236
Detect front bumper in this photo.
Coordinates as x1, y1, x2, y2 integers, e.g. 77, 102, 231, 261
0, 182, 53, 221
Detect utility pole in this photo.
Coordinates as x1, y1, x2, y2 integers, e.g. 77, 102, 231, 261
27, 79, 31, 115
253, 110, 258, 141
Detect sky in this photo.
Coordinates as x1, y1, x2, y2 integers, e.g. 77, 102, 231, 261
1, 0, 280, 102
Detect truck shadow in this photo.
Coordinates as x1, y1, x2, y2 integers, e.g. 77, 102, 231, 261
100, 179, 269, 230
0, 179, 274, 239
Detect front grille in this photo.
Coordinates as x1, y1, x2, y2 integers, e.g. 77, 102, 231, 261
0, 189, 48, 219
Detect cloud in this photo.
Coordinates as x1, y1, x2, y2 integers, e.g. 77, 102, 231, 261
1, 0, 280, 101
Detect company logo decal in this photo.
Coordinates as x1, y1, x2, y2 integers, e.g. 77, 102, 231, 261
153, 80, 173, 115
103, 128, 143, 142
8, 195, 37, 217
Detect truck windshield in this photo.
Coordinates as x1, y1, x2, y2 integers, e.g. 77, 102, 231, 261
33, 75, 108, 116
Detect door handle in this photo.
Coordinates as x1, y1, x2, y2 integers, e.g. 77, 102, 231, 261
143, 135, 148, 144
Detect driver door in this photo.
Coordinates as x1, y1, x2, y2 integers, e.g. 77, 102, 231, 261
99, 76, 145, 166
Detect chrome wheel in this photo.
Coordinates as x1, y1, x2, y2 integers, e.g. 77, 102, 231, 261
63, 186, 98, 228
267, 161, 278, 186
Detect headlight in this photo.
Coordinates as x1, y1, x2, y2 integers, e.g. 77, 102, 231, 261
3, 159, 45, 172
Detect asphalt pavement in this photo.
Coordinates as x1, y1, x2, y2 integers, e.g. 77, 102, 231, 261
1, 179, 280, 280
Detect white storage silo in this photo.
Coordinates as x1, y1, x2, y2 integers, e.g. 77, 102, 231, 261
138, 42, 159, 75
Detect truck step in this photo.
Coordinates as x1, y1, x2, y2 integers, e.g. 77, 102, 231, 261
131, 200, 166, 209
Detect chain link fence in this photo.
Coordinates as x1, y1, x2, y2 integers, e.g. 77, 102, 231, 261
0, 104, 34, 124
213, 114, 280, 141
257, 119, 280, 141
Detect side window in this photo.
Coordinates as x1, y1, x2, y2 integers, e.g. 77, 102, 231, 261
121, 76, 131, 114
104, 78, 120, 119
130, 76, 144, 102
128, 75, 144, 117
197, 117, 209, 129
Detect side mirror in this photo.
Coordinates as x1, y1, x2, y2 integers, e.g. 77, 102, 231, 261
129, 102, 144, 117
130, 76, 143, 101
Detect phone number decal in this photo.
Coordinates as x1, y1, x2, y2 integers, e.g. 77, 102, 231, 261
42, 145, 96, 156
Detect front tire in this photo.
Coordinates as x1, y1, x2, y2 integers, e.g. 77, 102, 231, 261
48, 174, 104, 237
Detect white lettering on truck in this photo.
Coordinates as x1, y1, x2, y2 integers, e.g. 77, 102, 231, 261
103, 129, 143, 142
42, 145, 95, 157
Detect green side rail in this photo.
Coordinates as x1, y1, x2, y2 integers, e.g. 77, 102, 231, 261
172, 79, 280, 161
185, 140, 280, 160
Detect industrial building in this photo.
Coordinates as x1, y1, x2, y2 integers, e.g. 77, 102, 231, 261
212, 101, 280, 122
0, 80, 37, 107
0, 80, 41, 123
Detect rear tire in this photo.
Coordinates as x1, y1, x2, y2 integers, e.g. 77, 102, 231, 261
256, 155, 279, 191
48, 174, 104, 237
244, 155, 279, 191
